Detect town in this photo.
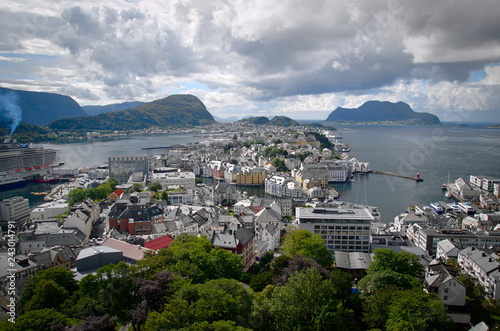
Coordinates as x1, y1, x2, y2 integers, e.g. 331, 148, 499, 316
1, 122, 500, 329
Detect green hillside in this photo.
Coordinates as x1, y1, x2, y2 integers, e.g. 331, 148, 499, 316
0, 87, 86, 127
269, 116, 300, 126
48, 94, 215, 131
325, 101, 441, 125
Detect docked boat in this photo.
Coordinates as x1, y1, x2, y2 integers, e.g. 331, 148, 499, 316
0, 137, 60, 188
445, 191, 452, 199
35, 175, 60, 183
430, 203, 444, 214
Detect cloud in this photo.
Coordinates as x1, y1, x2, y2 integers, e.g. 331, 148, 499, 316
0, 0, 499, 122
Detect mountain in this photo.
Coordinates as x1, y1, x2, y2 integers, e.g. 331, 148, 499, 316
269, 116, 300, 126
0, 87, 87, 129
213, 115, 239, 123
48, 94, 215, 131
238, 116, 271, 125
238, 116, 300, 126
325, 101, 441, 125
82, 101, 145, 116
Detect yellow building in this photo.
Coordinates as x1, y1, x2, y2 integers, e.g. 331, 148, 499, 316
234, 167, 267, 186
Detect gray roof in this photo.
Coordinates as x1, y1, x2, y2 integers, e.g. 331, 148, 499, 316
235, 227, 255, 246
46, 227, 86, 247
334, 251, 372, 270
212, 233, 237, 248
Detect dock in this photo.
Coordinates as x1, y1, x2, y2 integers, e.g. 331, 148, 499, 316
371, 170, 424, 182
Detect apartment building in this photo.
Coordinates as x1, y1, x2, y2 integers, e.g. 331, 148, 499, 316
296, 205, 375, 253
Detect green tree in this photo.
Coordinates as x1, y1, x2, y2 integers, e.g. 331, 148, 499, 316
357, 269, 422, 294
87, 183, 112, 201
68, 187, 88, 204
385, 288, 452, 331
24, 279, 69, 311
195, 177, 204, 184
70, 262, 139, 323
280, 228, 333, 268
105, 177, 118, 191
138, 234, 243, 283
148, 182, 163, 192
257, 268, 356, 331
0, 308, 77, 331
368, 248, 424, 278
22, 267, 78, 306
271, 158, 288, 172
131, 183, 143, 192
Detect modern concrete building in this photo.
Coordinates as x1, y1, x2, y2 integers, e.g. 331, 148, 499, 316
108, 154, 148, 183
150, 168, 196, 190
0, 196, 30, 228
295, 205, 375, 253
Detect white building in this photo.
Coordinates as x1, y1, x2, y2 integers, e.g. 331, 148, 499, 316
0, 196, 30, 227
265, 175, 303, 198
458, 246, 500, 300
151, 168, 196, 190
30, 200, 69, 222
295, 205, 375, 253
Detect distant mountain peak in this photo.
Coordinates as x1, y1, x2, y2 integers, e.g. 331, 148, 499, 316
48, 94, 215, 131
325, 100, 441, 125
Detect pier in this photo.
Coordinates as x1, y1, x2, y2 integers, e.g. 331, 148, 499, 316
371, 170, 424, 182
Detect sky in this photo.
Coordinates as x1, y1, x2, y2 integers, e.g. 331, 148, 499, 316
1, 0, 500, 123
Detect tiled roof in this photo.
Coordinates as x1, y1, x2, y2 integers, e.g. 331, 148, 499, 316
144, 235, 174, 250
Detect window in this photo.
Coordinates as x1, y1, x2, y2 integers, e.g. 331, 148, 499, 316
444, 288, 449, 293
443, 296, 448, 300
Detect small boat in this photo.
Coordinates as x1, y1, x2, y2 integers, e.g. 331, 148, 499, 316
35, 175, 60, 183
31, 191, 49, 195
445, 191, 452, 199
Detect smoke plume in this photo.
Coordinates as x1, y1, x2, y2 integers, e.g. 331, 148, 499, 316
0, 91, 23, 136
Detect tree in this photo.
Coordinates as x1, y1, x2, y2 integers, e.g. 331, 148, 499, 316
0, 308, 76, 331
131, 183, 143, 192
145, 279, 253, 330
280, 228, 333, 268
257, 268, 356, 331
148, 182, 163, 192
70, 262, 140, 324
357, 269, 422, 294
385, 288, 452, 331
24, 279, 69, 311
368, 248, 424, 278
138, 234, 243, 283
22, 267, 78, 306
68, 314, 117, 331
105, 177, 118, 191
68, 187, 87, 204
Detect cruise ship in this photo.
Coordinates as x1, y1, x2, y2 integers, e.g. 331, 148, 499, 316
0, 137, 60, 188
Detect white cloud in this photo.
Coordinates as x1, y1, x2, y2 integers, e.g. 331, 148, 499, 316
0, 0, 499, 122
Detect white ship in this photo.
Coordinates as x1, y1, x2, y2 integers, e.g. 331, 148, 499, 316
0, 137, 60, 188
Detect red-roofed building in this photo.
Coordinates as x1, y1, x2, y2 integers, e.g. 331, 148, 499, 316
144, 235, 174, 250
109, 189, 125, 202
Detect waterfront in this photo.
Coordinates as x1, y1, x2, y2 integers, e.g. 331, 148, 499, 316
1, 125, 499, 221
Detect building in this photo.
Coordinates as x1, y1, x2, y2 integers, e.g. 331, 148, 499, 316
0, 196, 30, 228
425, 259, 469, 324
108, 194, 164, 235
295, 205, 375, 253
233, 167, 266, 186
265, 175, 303, 198
458, 247, 500, 300
108, 154, 149, 183
76, 246, 124, 272
211, 225, 257, 272
334, 251, 372, 280
150, 168, 196, 190
100, 238, 151, 263
30, 200, 69, 222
